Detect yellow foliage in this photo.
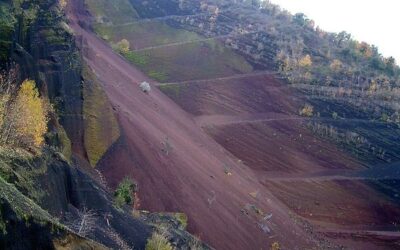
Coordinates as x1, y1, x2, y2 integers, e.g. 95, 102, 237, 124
298, 54, 312, 68
271, 242, 280, 250
330, 59, 342, 72
0, 94, 10, 129
299, 104, 314, 117
117, 39, 130, 53
59, 0, 67, 9
13, 80, 48, 147
368, 80, 378, 92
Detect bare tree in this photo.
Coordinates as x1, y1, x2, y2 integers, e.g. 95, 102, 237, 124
66, 208, 97, 237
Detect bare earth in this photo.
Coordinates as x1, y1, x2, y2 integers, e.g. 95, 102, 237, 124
67, 1, 400, 249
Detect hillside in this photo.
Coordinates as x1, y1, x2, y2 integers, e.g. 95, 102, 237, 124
1, 0, 400, 249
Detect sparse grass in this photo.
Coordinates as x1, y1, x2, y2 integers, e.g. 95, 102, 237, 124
85, 0, 138, 25
158, 84, 182, 99
173, 212, 188, 230
94, 21, 202, 50
148, 70, 168, 82
82, 65, 120, 167
94, 19, 253, 83
122, 50, 148, 66
145, 231, 172, 250
129, 39, 253, 82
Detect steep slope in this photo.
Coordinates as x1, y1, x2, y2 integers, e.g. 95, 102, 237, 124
66, 0, 324, 249
67, 0, 400, 249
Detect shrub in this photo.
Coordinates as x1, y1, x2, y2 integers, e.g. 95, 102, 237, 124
114, 177, 137, 207
116, 39, 130, 53
299, 104, 314, 117
298, 54, 312, 68
173, 212, 188, 229
145, 232, 172, 250
271, 242, 280, 250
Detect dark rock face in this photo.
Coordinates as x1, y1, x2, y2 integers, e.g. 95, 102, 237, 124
0, 148, 151, 249
0, 200, 55, 250
10, 2, 86, 159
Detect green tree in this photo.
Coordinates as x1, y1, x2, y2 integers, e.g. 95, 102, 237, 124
114, 177, 137, 207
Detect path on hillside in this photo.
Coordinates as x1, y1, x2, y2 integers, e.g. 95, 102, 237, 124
131, 31, 259, 52
258, 165, 400, 182
157, 70, 278, 85
194, 112, 391, 127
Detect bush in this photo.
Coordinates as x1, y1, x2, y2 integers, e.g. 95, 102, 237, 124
145, 232, 172, 250
299, 104, 314, 117
116, 39, 130, 53
114, 177, 137, 207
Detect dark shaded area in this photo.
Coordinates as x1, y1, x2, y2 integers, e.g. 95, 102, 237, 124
0, 200, 55, 250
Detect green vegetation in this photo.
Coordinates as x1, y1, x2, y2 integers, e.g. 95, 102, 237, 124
148, 70, 168, 82
85, 0, 139, 25
128, 39, 253, 82
114, 177, 137, 207
82, 65, 120, 166
0, 2, 16, 63
94, 20, 202, 49
93, 18, 253, 82
122, 50, 149, 66
158, 84, 182, 99
145, 231, 173, 250
173, 212, 188, 230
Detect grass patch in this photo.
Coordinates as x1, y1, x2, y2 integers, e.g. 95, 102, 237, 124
82, 65, 120, 167
158, 84, 182, 98
94, 20, 202, 50
85, 0, 138, 25
128, 39, 254, 82
122, 50, 148, 66
173, 213, 188, 230
148, 70, 168, 82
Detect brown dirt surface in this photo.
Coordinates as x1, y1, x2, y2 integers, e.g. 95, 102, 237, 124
66, 1, 400, 249
66, 1, 321, 249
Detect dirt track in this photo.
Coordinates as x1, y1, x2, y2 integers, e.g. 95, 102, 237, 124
67, 1, 400, 249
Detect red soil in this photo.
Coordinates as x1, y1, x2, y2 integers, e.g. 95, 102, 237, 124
155, 44, 400, 248
160, 73, 300, 116
67, 1, 321, 249
204, 119, 361, 173
67, 1, 400, 249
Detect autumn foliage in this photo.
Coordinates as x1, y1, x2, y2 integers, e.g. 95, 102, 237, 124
13, 80, 48, 147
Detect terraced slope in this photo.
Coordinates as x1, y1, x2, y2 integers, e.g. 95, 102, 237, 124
67, 1, 322, 249
70, 0, 400, 249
